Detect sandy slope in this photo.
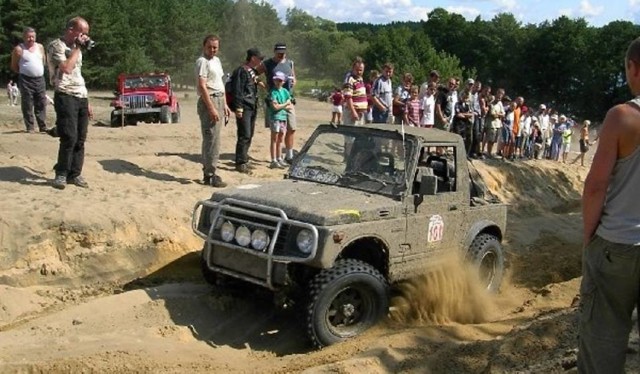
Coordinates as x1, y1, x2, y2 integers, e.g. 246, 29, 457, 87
0, 93, 633, 373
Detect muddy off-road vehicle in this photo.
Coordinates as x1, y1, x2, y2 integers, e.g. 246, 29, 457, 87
110, 73, 180, 126
192, 124, 507, 348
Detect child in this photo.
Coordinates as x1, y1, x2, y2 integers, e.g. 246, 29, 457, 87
329, 87, 343, 127
419, 82, 436, 128
561, 120, 573, 163
269, 71, 293, 169
403, 85, 420, 126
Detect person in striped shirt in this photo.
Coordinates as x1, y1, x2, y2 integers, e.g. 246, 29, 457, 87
403, 85, 421, 126
342, 57, 367, 126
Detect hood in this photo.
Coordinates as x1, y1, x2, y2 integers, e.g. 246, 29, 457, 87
210, 180, 402, 226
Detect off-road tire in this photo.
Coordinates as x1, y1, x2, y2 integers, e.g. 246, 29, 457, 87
159, 105, 171, 124
200, 249, 218, 285
306, 259, 389, 348
467, 233, 504, 292
110, 112, 121, 127
171, 104, 180, 123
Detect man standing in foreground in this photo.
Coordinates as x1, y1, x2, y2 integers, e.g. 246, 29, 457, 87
195, 35, 229, 187
11, 27, 48, 133
578, 36, 640, 373
47, 17, 92, 189
231, 48, 264, 174
262, 42, 296, 163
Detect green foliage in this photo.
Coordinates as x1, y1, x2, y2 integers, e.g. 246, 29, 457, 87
0, 1, 636, 120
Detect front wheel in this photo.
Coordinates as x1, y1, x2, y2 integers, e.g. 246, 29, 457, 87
171, 104, 181, 123
467, 234, 505, 292
306, 259, 389, 348
110, 112, 121, 127
159, 105, 171, 123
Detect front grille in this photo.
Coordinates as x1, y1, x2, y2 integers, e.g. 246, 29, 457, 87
121, 95, 150, 109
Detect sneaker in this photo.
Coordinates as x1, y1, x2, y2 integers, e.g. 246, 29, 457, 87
204, 174, 227, 188
270, 161, 284, 169
39, 127, 49, 133
284, 157, 294, 165
52, 175, 67, 190
330, 121, 338, 128
278, 159, 290, 168
67, 175, 89, 188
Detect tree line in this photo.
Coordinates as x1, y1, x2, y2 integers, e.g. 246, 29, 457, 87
1, 0, 638, 120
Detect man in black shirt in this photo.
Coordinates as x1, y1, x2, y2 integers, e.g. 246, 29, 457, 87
230, 48, 264, 173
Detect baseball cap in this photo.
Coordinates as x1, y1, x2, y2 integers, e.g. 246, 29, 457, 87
429, 70, 440, 77
551, 114, 558, 120
246, 47, 264, 60
273, 71, 286, 81
274, 42, 287, 52
539, 104, 547, 110
466, 78, 475, 85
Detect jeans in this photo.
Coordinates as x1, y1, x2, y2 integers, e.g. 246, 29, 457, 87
198, 96, 225, 177
19, 74, 47, 131
469, 115, 483, 156
235, 107, 257, 165
54, 92, 89, 179
371, 107, 390, 124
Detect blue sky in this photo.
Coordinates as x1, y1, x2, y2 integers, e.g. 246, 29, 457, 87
268, 0, 640, 26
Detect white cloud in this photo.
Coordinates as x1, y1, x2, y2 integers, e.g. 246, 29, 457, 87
445, 6, 482, 19
579, 0, 604, 17
493, 0, 517, 12
630, 0, 640, 8
278, 0, 296, 10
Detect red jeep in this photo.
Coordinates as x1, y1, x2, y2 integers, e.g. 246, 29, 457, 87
110, 73, 181, 126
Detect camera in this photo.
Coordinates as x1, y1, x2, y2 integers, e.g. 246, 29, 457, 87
76, 37, 96, 50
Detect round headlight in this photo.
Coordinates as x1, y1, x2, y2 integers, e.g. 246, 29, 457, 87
251, 229, 270, 251
296, 229, 314, 254
220, 221, 235, 242
235, 226, 251, 247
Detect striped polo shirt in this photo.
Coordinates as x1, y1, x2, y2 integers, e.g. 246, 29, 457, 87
343, 72, 368, 111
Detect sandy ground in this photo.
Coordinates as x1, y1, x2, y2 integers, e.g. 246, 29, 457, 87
0, 92, 636, 373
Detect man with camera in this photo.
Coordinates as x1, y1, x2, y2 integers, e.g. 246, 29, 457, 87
47, 16, 94, 190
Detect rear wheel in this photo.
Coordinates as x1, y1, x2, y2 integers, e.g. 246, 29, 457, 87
159, 105, 171, 123
467, 234, 505, 292
306, 259, 389, 348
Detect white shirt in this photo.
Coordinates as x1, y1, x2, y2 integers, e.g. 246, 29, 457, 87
420, 95, 435, 125
195, 55, 225, 96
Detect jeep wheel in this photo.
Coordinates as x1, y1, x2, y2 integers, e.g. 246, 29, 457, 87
306, 259, 388, 348
200, 249, 217, 285
171, 105, 180, 123
159, 105, 171, 123
467, 234, 504, 292
110, 112, 121, 127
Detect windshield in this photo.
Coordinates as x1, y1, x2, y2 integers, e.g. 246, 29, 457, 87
290, 128, 413, 197
124, 76, 167, 89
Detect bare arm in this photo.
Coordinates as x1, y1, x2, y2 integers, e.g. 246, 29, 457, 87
10, 45, 21, 73
197, 77, 219, 122
582, 105, 622, 246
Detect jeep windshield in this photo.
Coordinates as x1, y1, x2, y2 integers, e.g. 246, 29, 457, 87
124, 76, 167, 90
289, 127, 414, 197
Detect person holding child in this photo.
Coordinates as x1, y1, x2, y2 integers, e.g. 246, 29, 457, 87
269, 71, 294, 169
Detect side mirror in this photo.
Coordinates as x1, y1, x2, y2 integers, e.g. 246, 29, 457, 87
419, 174, 438, 196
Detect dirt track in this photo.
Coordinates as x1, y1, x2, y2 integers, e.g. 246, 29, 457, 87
0, 93, 635, 373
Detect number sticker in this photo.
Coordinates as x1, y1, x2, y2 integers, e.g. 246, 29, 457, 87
428, 215, 444, 242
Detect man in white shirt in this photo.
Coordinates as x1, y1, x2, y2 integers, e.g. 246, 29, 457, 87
195, 35, 230, 188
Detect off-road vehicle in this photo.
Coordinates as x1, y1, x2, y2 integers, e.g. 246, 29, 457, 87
110, 73, 180, 126
192, 124, 507, 348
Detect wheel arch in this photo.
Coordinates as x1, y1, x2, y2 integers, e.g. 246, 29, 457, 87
334, 235, 390, 279
463, 220, 503, 250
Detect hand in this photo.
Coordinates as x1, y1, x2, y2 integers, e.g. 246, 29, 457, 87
224, 105, 231, 118
88, 104, 94, 120
208, 109, 220, 123
235, 109, 243, 119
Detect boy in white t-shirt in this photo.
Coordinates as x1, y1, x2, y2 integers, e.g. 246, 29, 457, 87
419, 82, 436, 128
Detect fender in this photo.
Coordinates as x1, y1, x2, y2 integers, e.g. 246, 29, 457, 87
463, 219, 503, 250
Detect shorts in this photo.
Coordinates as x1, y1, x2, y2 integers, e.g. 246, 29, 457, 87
580, 139, 590, 153
271, 120, 287, 133
561, 142, 571, 153
344, 110, 365, 126
486, 127, 500, 143
332, 105, 343, 114
265, 106, 297, 130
